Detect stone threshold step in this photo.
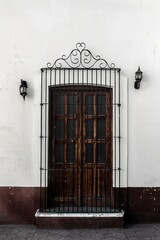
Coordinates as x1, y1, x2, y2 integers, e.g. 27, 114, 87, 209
35, 209, 124, 228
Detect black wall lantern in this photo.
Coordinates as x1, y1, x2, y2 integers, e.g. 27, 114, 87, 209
19, 80, 27, 100
134, 66, 143, 89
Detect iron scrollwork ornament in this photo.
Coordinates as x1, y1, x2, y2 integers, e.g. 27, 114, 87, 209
47, 43, 115, 69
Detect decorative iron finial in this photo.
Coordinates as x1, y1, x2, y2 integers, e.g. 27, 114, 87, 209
47, 42, 115, 69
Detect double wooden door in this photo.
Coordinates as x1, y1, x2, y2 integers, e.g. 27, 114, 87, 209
48, 86, 112, 209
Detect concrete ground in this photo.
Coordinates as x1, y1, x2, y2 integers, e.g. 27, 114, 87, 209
1, 224, 160, 240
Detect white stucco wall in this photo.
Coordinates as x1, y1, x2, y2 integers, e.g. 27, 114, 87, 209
0, 0, 160, 187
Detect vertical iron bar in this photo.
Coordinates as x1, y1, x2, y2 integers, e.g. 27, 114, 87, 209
50, 68, 52, 86
63, 69, 65, 213
45, 69, 47, 210
118, 69, 121, 211
48, 68, 52, 211
82, 69, 84, 213
54, 69, 57, 213
40, 68, 43, 211
91, 70, 93, 213
72, 69, 75, 213
59, 69, 61, 86
109, 68, 112, 212
56, 69, 61, 213
95, 69, 98, 213
114, 69, 117, 212
114, 70, 117, 211
68, 69, 70, 212
58, 70, 61, 212
100, 69, 102, 212
86, 69, 88, 213
76, 69, 79, 212
104, 69, 107, 213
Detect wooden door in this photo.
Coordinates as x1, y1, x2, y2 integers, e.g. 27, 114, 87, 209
82, 92, 112, 208
48, 87, 112, 209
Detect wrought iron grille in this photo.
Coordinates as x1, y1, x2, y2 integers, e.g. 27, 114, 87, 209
40, 43, 121, 213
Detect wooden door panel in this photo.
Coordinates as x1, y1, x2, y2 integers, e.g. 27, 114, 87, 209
54, 169, 65, 204
54, 168, 78, 206
83, 168, 93, 197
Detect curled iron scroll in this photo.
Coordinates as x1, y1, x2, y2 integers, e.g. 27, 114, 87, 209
47, 42, 115, 69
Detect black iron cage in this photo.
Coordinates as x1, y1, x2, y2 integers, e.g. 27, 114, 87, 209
40, 43, 121, 213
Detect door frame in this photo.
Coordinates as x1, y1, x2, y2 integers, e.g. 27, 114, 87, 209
48, 85, 113, 209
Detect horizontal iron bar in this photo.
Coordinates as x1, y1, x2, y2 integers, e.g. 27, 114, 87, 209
41, 67, 121, 71
40, 136, 49, 138
40, 103, 48, 106
40, 168, 121, 171
40, 136, 120, 139
38, 208, 123, 214
113, 103, 121, 107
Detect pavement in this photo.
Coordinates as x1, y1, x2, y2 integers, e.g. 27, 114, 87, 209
1, 224, 160, 240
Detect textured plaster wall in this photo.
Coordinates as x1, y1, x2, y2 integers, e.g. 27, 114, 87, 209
0, 0, 160, 187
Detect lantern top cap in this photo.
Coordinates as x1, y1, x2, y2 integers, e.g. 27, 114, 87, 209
135, 66, 143, 75
20, 79, 27, 88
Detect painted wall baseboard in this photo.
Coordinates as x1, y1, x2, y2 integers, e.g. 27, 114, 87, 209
0, 187, 160, 224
